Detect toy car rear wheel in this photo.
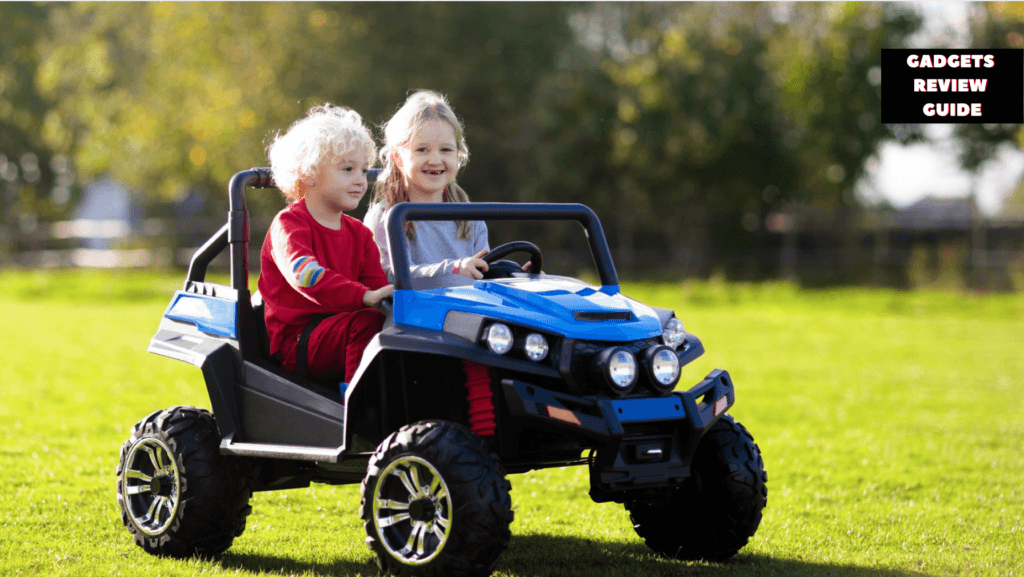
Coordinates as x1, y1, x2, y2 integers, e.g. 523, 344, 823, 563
360, 420, 513, 576
116, 406, 253, 558
626, 415, 767, 562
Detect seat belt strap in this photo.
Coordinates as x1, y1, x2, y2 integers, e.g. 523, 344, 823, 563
296, 314, 330, 377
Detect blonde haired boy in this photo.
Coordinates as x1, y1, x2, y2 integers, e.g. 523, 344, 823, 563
259, 104, 394, 381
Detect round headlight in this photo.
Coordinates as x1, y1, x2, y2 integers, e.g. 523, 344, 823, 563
608, 350, 638, 389
663, 317, 686, 349
524, 333, 549, 362
593, 347, 637, 395
644, 346, 681, 392
483, 323, 513, 354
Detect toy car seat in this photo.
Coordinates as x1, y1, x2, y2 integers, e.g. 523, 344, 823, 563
251, 291, 276, 364
251, 285, 345, 383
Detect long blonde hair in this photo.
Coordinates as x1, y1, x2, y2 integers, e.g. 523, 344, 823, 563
373, 90, 472, 239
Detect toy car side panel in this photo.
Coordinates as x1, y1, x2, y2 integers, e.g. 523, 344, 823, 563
151, 315, 348, 461
149, 317, 243, 441
236, 361, 346, 449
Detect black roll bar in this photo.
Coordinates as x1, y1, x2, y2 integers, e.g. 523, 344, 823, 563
187, 167, 382, 291
185, 223, 229, 286
185, 168, 275, 291
385, 202, 619, 291
226, 168, 273, 291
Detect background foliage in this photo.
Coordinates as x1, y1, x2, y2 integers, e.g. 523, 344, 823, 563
955, 3, 1024, 210
4, 2, 1024, 290
31, 2, 575, 218
3, 3, 930, 222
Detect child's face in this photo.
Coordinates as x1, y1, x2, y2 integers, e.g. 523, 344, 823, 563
304, 151, 370, 213
395, 119, 459, 199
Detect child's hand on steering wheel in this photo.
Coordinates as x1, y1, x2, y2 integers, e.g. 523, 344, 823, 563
454, 249, 490, 280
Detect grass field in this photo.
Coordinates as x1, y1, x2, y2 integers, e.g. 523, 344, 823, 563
1, 270, 1021, 576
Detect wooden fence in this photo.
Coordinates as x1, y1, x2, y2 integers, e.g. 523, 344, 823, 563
2, 212, 1023, 291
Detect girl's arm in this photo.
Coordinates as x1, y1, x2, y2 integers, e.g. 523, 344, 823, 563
404, 221, 489, 284
356, 222, 394, 306
358, 222, 390, 291
473, 219, 490, 255
363, 203, 397, 284
366, 205, 477, 285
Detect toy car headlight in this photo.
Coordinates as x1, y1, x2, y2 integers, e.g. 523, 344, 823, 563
662, 317, 686, 349
593, 347, 637, 395
643, 346, 680, 393
483, 323, 513, 355
524, 333, 549, 362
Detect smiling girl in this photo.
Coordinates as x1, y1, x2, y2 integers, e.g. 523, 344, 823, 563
363, 90, 490, 288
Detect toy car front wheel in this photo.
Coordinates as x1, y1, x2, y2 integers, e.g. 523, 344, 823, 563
116, 406, 253, 558
626, 415, 767, 562
360, 420, 513, 576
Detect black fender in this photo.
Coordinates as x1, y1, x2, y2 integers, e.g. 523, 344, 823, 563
149, 318, 243, 442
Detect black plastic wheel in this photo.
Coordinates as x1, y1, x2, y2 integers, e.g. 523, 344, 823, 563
360, 420, 513, 576
116, 406, 253, 558
626, 415, 767, 562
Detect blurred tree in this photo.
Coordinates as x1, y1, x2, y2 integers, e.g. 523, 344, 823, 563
528, 2, 921, 275
952, 2, 1024, 173
38, 3, 336, 210
35, 2, 570, 218
769, 3, 921, 207
1001, 176, 1024, 212
0, 2, 61, 243
0, 4, 48, 161
20, 2, 938, 280
340, 3, 575, 207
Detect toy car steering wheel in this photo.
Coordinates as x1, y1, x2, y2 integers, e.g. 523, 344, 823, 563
482, 241, 543, 279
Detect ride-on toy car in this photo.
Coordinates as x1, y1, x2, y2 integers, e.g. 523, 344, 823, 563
117, 168, 767, 575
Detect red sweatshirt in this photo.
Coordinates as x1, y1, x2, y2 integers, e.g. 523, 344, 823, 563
258, 200, 389, 360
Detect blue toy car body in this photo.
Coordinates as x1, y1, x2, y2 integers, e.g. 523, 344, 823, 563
117, 169, 767, 575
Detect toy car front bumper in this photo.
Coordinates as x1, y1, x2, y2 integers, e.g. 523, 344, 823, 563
500, 368, 735, 443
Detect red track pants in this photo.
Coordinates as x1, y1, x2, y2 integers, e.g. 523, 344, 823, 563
281, 308, 384, 382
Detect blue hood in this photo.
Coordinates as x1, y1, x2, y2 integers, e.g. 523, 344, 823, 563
393, 277, 662, 342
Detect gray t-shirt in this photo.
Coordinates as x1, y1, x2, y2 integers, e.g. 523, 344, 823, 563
363, 202, 489, 289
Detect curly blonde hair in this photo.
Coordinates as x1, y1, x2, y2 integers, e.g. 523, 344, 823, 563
372, 90, 472, 239
267, 104, 377, 201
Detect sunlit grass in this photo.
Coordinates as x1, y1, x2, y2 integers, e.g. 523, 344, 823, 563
1, 270, 1021, 576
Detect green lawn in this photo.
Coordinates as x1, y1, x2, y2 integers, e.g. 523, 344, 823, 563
1, 270, 1022, 576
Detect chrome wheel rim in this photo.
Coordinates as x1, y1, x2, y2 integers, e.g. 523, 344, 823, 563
373, 455, 453, 565
121, 437, 180, 536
